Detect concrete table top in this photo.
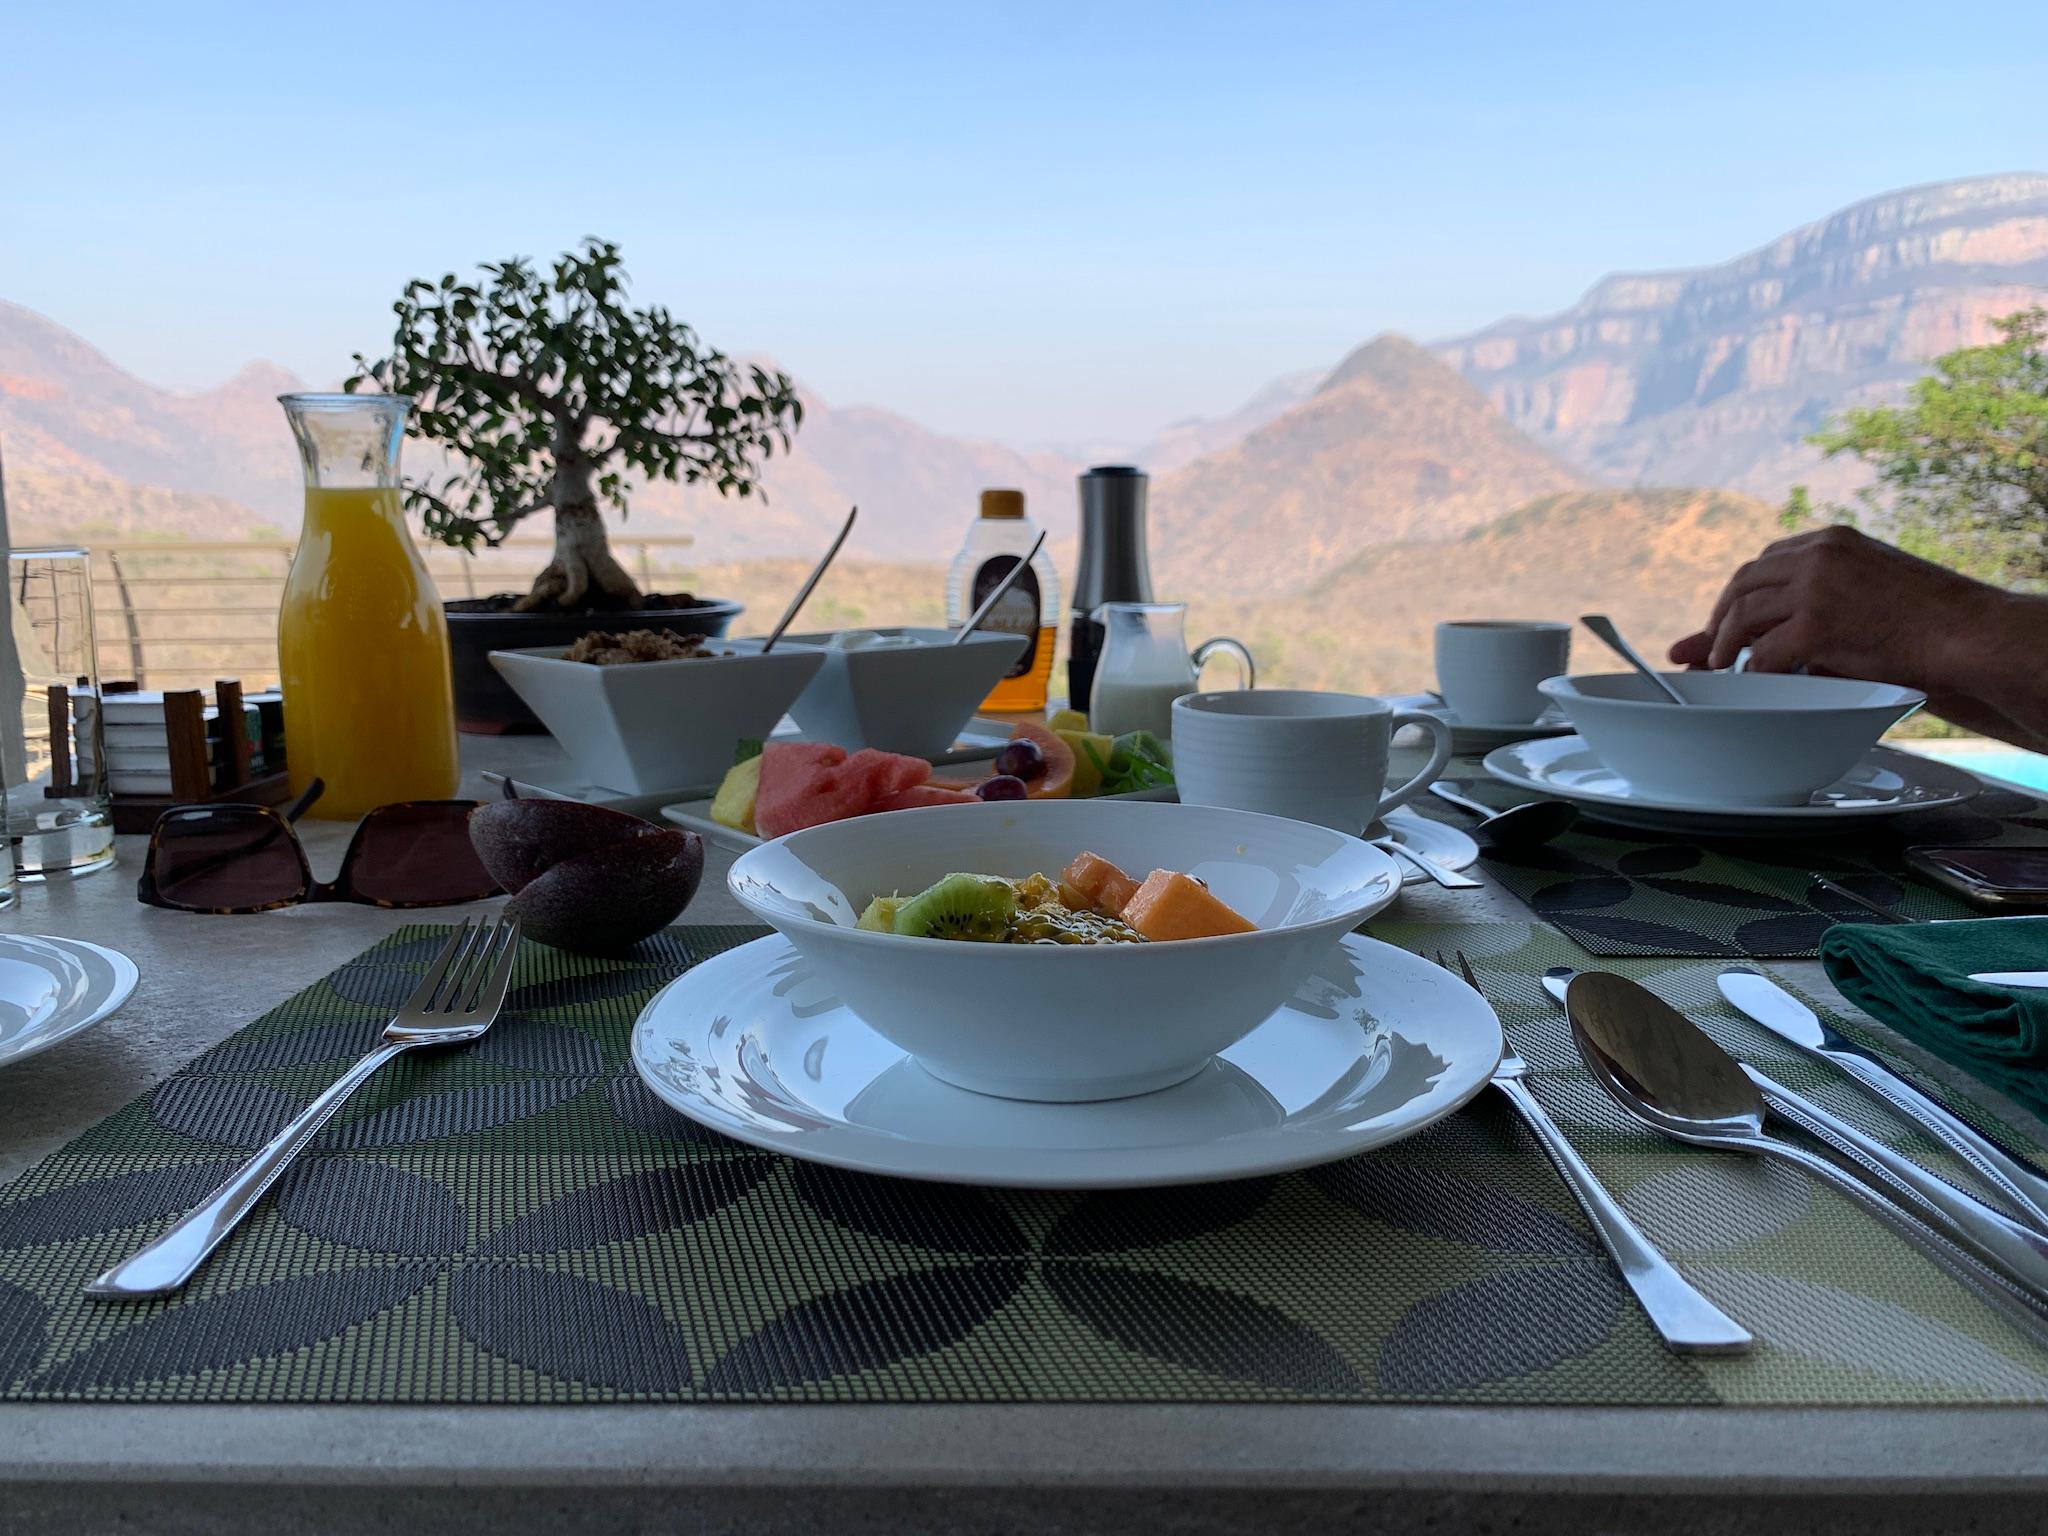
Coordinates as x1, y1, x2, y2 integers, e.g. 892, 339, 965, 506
1, 737, 2044, 1535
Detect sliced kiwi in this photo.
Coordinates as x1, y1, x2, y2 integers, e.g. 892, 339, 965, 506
891, 873, 1017, 942
856, 895, 904, 932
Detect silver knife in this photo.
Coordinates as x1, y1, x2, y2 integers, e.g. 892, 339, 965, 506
1970, 972, 2048, 989
1718, 966, 2048, 1237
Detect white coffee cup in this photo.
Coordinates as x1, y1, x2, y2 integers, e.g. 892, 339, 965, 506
1170, 690, 1455, 837
1434, 620, 1572, 726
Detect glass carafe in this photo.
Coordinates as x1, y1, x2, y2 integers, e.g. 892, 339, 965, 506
1087, 602, 1253, 739
278, 393, 459, 818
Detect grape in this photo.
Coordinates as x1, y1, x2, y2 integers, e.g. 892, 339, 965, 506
976, 774, 1029, 802
994, 738, 1047, 781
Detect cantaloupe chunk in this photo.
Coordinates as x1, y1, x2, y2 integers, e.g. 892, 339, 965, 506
1122, 869, 1256, 941
1061, 851, 1144, 916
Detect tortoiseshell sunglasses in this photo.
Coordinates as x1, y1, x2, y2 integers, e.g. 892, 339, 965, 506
136, 778, 500, 913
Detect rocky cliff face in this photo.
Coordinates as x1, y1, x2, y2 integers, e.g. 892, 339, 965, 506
1435, 174, 2048, 501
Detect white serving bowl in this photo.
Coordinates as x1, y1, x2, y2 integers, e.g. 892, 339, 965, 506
727, 799, 1404, 1102
782, 627, 1028, 758
490, 639, 825, 795
1538, 671, 1925, 807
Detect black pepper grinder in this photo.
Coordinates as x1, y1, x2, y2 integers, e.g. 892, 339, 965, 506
1068, 465, 1154, 714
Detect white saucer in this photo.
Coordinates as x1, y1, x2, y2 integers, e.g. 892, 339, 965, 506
631, 932, 1502, 1188
0, 935, 140, 1071
1483, 735, 1981, 836
1386, 693, 1572, 755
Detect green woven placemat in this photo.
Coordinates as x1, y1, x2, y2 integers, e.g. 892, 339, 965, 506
2, 921, 2046, 1405
1416, 764, 2048, 957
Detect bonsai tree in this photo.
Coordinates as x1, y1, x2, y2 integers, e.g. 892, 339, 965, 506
346, 238, 802, 611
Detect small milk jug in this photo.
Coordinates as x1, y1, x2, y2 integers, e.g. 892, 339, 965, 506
1087, 602, 1253, 739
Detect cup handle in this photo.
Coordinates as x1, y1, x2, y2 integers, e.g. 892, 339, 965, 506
1376, 709, 1454, 820
1191, 636, 1256, 691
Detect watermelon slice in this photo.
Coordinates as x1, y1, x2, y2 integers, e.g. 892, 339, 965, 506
844, 748, 932, 800
873, 784, 980, 813
755, 742, 871, 838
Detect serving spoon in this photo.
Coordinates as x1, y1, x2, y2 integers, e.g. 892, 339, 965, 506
1580, 613, 1689, 706
1562, 969, 2048, 1331
761, 504, 858, 653
1427, 783, 1579, 852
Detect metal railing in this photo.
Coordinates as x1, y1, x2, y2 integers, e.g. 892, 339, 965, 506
84, 535, 697, 691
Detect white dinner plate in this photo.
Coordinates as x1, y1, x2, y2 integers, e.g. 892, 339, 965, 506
630, 932, 1502, 1188
663, 796, 1477, 887
1385, 692, 1573, 755
1483, 735, 1981, 836
0, 934, 140, 1070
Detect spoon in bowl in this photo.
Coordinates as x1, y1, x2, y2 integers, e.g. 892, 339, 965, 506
1563, 969, 2048, 1331
1580, 614, 1689, 707
1427, 783, 1579, 852
762, 505, 858, 653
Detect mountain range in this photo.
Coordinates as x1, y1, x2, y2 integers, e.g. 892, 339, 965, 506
4, 174, 2045, 605
1434, 172, 2048, 500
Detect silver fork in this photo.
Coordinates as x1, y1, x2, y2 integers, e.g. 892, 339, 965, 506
86, 918, 521, 1301
1434, 948, 1753, 1354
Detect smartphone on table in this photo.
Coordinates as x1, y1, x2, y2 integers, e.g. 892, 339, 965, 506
1904, 846, 2048, 911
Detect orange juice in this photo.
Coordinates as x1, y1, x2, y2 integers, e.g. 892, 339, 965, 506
279, 486, 459, 816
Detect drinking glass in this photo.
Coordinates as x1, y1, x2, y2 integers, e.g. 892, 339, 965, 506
7, 547, 115, 878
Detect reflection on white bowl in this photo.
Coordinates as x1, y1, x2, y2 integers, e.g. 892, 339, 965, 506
489, 638, 825, 795
782, 626, 1028, 758
726, 799, 1404, 1102
1539, 671, 1925, 807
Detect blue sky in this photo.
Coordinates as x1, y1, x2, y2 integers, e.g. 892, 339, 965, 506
6, 1, 2046, 445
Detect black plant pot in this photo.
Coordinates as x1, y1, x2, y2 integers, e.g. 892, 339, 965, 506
445, 597, 745, 734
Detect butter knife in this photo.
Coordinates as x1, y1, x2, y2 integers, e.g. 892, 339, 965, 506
1970, 972, 2048, 989
1718, 966, 2048, 1236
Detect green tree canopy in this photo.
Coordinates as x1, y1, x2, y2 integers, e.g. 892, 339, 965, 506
1788, 307, 2048, 587
347, 239, 801, 610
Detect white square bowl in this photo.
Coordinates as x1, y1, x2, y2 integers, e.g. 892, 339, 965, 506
490, 639, 826, 795
782, 627, 1029, 758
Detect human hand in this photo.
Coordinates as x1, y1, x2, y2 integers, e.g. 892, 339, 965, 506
1668, 525, 1989, 685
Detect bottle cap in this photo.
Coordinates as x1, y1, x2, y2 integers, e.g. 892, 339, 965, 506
979, 489, 1026, 519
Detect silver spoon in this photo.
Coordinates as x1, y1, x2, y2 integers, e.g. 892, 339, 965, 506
1580, 613, 1689, 706
1374, 836, 1483, 889
1548, 967, 2048, 1271
953, 529, 1047, 646
1563, 969, 2048, 1333
1428, 783, 1580, 851
761, 504, 858, 653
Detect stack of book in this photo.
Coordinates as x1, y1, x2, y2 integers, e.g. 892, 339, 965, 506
74, 690, 283, 797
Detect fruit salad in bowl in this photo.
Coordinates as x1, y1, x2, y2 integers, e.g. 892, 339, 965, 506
727, 799, 1403, 1101
858, 853, 1256, 947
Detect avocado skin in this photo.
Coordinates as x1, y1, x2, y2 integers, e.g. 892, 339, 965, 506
468, 799, 703, 954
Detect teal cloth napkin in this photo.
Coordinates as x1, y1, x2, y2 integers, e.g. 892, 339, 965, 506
1821, 915, 2048, 1118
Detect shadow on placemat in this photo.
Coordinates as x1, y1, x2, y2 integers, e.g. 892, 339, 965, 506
1417, 766, 2048, 959
0, 921, 2044, 1406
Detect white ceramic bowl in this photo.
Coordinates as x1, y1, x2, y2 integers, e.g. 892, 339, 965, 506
782, 627, 1028, 759
490, 639, 825, 794
1538, 671, 1925, 807
727, 799, 1404, 1102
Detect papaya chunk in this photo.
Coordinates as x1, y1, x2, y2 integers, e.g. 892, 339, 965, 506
1122, 869, 1256, 941
1061, 850, 1144, 916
